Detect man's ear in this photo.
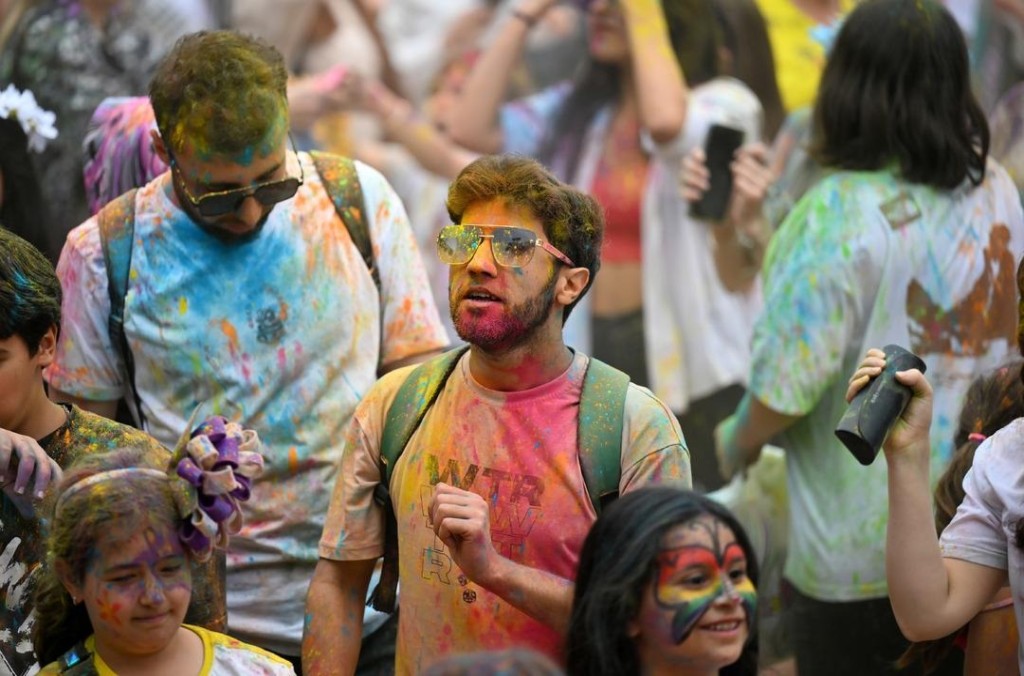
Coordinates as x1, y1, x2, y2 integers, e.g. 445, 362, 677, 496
34, 325, 58, 369
555, 267, 590, 308
151, 129, 169, 166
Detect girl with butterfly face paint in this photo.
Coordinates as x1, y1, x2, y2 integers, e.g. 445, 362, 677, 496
567, 488, 759, 676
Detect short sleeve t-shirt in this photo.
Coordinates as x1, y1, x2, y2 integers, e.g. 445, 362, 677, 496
319, 350, 690, 673
45, 153, 449, 652
750, 163, 1024, 601
940, 419, 1024, 672
39, 624, 295, 675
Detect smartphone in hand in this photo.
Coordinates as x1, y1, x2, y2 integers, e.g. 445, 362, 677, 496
690, 123, 745, 222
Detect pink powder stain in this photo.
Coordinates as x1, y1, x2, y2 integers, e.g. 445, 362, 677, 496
277, 346, 288, 371
241, 353, 252, 384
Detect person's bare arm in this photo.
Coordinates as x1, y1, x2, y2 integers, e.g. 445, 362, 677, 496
48, 387, 118, 420
429, 482, 574, 631
621, 0, 688, 144
362, 81, 476, 180
848, 352, 1005, 639
715, 393, 800, 479
446, 0, 559, 153
302, 558, 377, 675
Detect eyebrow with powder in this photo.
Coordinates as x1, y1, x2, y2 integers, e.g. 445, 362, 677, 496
203, 162, 283, 191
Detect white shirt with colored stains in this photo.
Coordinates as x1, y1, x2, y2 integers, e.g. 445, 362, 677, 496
46, 152, 449, 654
750, 161, 1024, 602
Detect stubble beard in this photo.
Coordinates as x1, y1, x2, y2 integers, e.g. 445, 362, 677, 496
450, 274, 558, 352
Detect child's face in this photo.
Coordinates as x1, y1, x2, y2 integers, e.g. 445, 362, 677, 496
75, 522, 192, 656
630, 515, 756, 674
0, 327, 56, 431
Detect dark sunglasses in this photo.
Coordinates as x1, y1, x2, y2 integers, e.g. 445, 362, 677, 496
168, 136, 304, 218
437, 224, 576, 269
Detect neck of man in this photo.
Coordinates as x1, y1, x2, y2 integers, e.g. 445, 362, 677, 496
467, 320, 574, 392
13, 386, 67, 441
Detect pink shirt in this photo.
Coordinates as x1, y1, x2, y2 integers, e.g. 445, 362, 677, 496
320, 351, 690, 672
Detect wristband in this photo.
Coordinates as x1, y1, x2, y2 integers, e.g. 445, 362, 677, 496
511, 9, 538, 28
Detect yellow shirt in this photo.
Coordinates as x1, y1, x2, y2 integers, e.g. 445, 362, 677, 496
755, 0, 854, 111
40, 625, 294, 675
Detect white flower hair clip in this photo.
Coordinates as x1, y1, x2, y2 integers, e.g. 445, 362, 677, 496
0, 84, 58, 153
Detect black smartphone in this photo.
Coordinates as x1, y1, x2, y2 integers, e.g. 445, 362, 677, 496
690, 123, 745, 222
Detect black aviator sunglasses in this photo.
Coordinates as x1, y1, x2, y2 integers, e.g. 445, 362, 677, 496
167, 134, 304, 218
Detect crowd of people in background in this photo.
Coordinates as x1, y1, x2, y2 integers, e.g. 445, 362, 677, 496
2, 0, 1024, 674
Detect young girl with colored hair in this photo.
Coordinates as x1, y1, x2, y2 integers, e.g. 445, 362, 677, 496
32, 417, 294, 675
567, 487, 759, 676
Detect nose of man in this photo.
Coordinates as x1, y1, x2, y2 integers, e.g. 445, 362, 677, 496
236, 194, 265, 230
465, 237, 498, 276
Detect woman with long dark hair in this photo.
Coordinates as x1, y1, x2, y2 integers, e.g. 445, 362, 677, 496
450, 0, 769, 492
715, 0, 1024, 672
567, 487, 758, 676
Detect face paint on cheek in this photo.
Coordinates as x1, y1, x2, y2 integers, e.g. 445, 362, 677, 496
654, 548, 722, 643
655, 544, 758, 644
724, 543, 758, 629
95, 585, 125, 627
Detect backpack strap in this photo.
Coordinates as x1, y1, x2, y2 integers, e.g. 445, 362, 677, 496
368, 345, 469, 612
57, 639, 97, 675
98, 189, 147, 430
309, 151, 380, 294
577, 357, 630, 514
366, 349, 628, 611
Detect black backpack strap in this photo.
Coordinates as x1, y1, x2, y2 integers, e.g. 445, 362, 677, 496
57, 639, 97, 674
577, 357, 630, 514
367, 346, 469, 612
309, 151, 380, 293
98, 189, 146, 429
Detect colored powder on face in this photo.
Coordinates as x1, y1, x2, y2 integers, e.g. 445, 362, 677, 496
654, 521, 757, 644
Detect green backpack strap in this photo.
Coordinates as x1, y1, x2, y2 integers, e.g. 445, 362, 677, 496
367, 345, 469, 613
366, 349, 628, 611
309, 151, 380, 294
98, 189, 147, 429
578, 357, 630, 514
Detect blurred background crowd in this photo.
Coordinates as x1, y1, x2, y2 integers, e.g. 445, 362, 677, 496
3, 0, 1024, 673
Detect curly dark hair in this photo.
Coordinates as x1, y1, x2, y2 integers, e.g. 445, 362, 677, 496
0, 226, 61, 354
446, 154, 604, 321
566, 487, 759, 676
149, 30, 289, 157
810, 0, 988, 190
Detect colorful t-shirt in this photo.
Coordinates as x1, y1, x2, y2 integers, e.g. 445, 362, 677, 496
39, 624, 295, 675
45, 153, 449, 654
319, 350, 691, 674
750, 162, 1024, 601
1, 406, 170, 675
939, 419, 1024, 672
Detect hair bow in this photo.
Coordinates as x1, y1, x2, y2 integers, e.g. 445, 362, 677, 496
173, 416, 263, 561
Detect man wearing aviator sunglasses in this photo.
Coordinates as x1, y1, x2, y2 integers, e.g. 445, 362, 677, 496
47, 30, 449, 670
307, 155, 690, 674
